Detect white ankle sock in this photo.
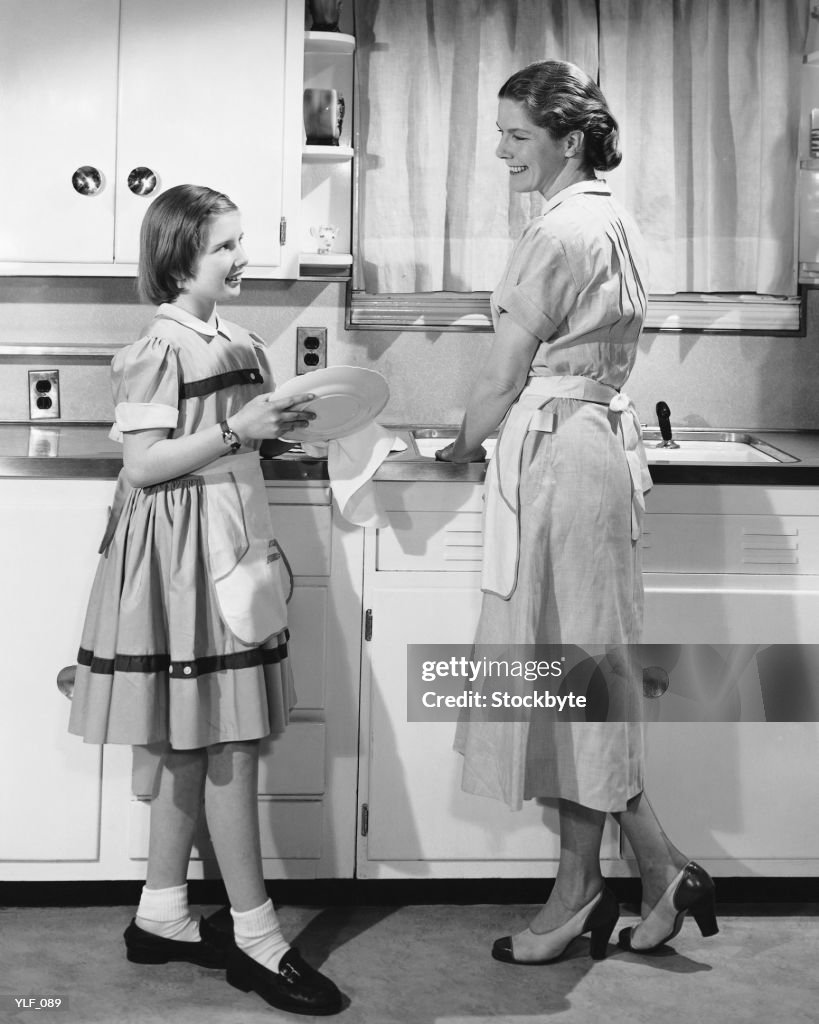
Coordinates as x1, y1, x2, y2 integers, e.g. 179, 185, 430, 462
135, 883, 201, 942
231, 899, 290, 972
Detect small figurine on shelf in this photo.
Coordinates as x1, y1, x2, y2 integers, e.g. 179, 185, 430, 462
311, 225, 338, 254
308, 0, 341, 32
303, 89, 345, 145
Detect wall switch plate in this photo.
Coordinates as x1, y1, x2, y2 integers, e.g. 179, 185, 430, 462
296, 327, 327, 374
28, 370, 61, 419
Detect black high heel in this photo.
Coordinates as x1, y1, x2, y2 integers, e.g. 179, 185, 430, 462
492, 885, 619, 965
618, 861, 718, 953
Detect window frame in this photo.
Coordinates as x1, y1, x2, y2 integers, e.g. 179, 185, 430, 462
346, 289, 806, 335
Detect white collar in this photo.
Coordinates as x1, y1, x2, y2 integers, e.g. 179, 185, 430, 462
155, 303, 233, 342
541, 178, 611, 216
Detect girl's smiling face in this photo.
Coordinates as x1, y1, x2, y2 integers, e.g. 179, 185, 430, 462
495, 97, 577, 199
178, 210, 248, 319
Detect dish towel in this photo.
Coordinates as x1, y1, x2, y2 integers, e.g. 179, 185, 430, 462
303, 422, 406, 527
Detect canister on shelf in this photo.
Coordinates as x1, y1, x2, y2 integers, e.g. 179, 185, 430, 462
811, 108, 819, 158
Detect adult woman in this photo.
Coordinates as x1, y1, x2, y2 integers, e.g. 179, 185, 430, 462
437, 61, 718, 963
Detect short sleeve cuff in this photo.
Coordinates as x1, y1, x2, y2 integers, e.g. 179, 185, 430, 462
495, 287, 558, 343
114, 401, 179, 435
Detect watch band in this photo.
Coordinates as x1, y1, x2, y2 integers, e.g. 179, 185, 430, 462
219, 419, 242, 453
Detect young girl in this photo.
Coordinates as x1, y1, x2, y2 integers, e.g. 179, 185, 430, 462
68, 184, 344, 1017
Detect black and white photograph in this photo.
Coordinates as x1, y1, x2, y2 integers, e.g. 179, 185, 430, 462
1, 1, 818, 1022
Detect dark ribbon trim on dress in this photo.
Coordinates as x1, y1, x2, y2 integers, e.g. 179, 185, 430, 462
77, 631, 289, 679
180, 367, 264, 400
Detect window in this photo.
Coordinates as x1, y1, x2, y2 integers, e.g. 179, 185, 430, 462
350, 0, 809, 333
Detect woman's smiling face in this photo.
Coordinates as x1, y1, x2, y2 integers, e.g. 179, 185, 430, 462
495, 97, 572, 199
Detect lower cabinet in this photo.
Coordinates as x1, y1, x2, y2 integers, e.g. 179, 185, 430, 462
0, 480, 112, 868
357, 480, 819, 879
5, 474, 819, 881
0, 477, 363, 881
638, 484, 819, 876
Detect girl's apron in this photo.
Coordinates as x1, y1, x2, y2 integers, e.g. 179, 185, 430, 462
199, 452, 290, 645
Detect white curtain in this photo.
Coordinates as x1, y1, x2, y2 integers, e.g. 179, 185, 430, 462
354, 0, 808, 296
354, 0, 598, 292
601, 0, 809, 295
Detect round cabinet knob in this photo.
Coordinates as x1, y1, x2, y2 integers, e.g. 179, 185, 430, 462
127, 166, 158, 196
71, 166, 104, 196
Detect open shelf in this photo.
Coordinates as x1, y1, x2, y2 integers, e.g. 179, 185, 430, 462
303, 145, 354, 161
299, 252, 353, 266
305, 31, 355, 55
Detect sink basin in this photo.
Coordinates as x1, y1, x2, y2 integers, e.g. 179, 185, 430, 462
646, 441, 773, 463
411, 428, 796, 464
412, 434, 496, 459
641, 430, 797, 464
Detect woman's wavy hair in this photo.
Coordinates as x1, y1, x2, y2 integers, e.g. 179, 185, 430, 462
137, 184, 238, 305
499, 60, 621, 173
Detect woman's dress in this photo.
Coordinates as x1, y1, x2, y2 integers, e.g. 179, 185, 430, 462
455, 180, 652, 812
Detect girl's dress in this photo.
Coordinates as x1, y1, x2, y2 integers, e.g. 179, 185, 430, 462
68, 304, 296, 751
454, 180, 652, 813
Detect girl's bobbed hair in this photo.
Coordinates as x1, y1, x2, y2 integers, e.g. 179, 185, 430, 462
499, 60, 621, 173
137, 184, 238, 305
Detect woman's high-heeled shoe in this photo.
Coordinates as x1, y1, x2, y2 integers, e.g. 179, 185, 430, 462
618, 861, 718, 953
492, 885, 619, 965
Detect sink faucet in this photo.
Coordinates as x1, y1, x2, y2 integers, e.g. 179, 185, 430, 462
655, 401, 680, 449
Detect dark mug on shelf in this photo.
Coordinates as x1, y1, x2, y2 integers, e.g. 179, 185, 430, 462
304, 88, 345, 146
308, 0, 342, 31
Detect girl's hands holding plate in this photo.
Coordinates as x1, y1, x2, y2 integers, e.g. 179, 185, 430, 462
232, 392, 316, 441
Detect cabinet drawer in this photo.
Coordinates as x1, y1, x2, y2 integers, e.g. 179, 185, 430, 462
271, 504, 332, 576
376, 511, 483, 571
642, 514, 819, 574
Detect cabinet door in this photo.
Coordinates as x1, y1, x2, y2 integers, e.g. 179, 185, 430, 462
641, 582, 819, 872
359, 582, 620, 877
115, 0, 298, 269
0, 0, 118, 262
0, 481, 113, 860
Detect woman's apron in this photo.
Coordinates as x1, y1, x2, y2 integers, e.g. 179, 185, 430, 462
481, 374, 652, 599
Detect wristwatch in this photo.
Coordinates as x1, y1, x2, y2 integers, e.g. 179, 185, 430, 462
219, 419, 242, 453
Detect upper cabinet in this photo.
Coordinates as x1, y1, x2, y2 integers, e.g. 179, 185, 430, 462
0, 0, 304, 277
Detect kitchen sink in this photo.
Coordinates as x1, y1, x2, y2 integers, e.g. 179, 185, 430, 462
411, 431, 497, 460
411, 428, 797, 464
640, 430, 797, 464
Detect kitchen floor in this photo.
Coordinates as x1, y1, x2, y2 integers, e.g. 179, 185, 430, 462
2, 901, 819, 1024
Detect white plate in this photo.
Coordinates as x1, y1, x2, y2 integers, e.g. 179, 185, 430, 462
273, 366, 390, 442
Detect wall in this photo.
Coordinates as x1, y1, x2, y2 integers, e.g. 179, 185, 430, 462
0, 278, 818, 430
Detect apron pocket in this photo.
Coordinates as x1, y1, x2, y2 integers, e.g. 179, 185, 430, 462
205, 474, 288, 645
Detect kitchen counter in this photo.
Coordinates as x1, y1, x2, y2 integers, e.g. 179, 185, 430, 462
3, 422, 819, 484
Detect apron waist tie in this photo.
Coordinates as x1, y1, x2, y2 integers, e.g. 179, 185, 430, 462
482, 375, 652, 599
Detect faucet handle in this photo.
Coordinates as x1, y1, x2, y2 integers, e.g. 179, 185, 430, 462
655, 401, 672, 440
655, 401, 679, 448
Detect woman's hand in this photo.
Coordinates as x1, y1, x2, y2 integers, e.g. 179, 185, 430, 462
231, 393, 315, 441
435, 441, 486, 463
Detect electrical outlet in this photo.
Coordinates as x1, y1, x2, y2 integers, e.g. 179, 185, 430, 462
296, 327, 327, 374
28, 370, 61, 420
